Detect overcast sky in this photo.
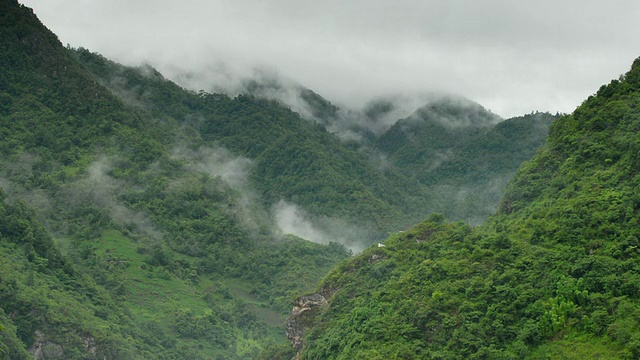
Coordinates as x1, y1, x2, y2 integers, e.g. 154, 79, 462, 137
21, 0, 640, 118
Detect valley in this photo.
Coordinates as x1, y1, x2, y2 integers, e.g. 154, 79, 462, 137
3, 1, 638, 359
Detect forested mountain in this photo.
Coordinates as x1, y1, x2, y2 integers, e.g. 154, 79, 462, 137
69, 47, 448, 237
283, 58, 640, 359
1, 0, 559, 358
376, 104, 555, 224
1, 1, 353, 358
267, 87, 556, 224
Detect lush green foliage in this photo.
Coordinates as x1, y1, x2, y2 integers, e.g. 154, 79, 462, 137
0, 1, 564, 358
376, 99, 555, 223
69, 48, 432, 232
0, 2, 352, 358
296, 58, 640, 359
0, 193, 153, 359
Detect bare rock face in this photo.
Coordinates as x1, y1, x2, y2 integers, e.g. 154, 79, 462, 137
31, 330, 63, 359
29, 330, 102, 359
368, 252, 386, 264
81, 334, 99, 356
285, 293, 328, 358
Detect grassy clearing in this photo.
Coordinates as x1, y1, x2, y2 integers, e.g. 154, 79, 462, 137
528, 333, 625, 359
223, 278, 286, 328
92, 230, 288, 357
96, 230, 207, 312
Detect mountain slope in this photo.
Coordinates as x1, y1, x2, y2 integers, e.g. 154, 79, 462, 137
0, 0, 563, 358
376, 96, 502, 168
374, 97, 555, 223
260, 87, 555, 225
1, 2, 352, 358
287, 58, 640, 359
69, 47, 437, 233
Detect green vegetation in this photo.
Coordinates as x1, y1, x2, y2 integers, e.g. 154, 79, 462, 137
0, 193, 148, 359
292, 58, 640, 359
376, 98, 555, 223
0, 0, 578, 358
68, 47, 430, 233
0, 2, 351, 357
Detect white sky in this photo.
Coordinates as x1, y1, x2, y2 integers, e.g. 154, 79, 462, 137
21, 0, 640, 118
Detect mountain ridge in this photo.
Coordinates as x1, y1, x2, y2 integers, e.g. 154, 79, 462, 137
1, 1, 561, 358
281, 57, 640, 359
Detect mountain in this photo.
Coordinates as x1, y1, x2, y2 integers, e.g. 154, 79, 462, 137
278, 89, 556, 225
69, 47, 437, 234
0, 0, 559, 358
377, 96, 529, 183
374, 97, 555, 224
377, 96, 502, 160
0, 1, 353, 358
281, 58, 640, 359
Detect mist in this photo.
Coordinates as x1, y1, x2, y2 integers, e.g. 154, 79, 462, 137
171, 146, 253, 189
272, 200, 374, 253
169, 145, 274, 235
81, 157, 164, 241
169, 145, 376, 250
0, 154, 56, 226
0, 154, 164, 242
23, 0, 640, 119
273, 201, 326, 244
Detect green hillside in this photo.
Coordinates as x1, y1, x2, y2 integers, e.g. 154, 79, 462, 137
0, 0, 563, 358
375, 98, 555, 223
376, 96, 502, 167
68, 47, 431, 232
286, 58, 640, 359
214, 78, 555, 226
1, 1, 352, 358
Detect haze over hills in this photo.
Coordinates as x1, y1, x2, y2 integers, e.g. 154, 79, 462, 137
279, 57, 640, 359
21, 0, 640, 119
0, 0, 574, 359
0, 2, 353, 358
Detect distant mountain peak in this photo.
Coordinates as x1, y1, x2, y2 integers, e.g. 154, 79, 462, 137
409, 95, 502, 129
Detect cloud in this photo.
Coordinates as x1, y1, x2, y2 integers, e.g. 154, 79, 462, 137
171, 146, 253, 189
81, 157, 163, 241
22, 0, 640, 118
169, 145, 274, 234
273, 200, 327, 244
272, 200, 374, 253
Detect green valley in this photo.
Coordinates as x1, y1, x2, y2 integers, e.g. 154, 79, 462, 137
0, 0, 610, 359
284, 58, 640, 359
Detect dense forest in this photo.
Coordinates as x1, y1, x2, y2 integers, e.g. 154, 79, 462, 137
0, 0, 586, 358
1, 2, 353, 358
282, 58, 640, 359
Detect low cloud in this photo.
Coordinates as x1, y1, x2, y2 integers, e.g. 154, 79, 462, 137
81, 157, 163, 241
170, 145, 271, 233
23, 0, 640, 118
171, 146, 253, 189
273, 200, 374, 253
273, 200, 327, 244
402, 95, 503, 129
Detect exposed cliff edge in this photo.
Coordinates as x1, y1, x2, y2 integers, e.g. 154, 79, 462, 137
285, 294, 327, 357
284, 282, 341, 359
